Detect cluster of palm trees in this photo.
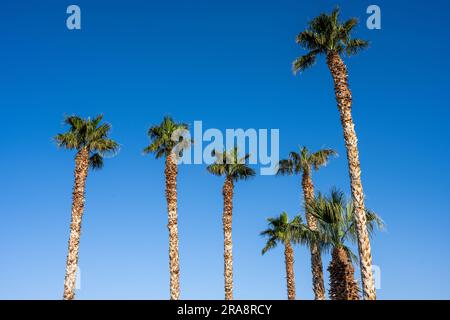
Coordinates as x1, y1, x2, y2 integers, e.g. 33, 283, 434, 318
261, 189, 382, 301
56, 8, 382, 300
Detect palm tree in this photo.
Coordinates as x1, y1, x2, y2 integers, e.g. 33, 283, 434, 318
207, 148, 255, 300
293, 7, 376, 299
143, 116, 191, 300
55, 115, 119, 300
307, 189, 383, 300
261, 212, 309, 300
278, 146, 336, 300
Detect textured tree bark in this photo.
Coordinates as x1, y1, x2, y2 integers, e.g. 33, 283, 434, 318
63, 147, 89, 300
328, 247, 360, 300
326, 51, 376, 300
284, 240, 296, 300
302, 171, 326, 300
166, 152, 180, 300
222, 176, 234, 300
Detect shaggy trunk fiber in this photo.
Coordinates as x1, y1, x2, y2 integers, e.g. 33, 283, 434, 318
166, 152, 180, 300
63, 147, 89, 300
328, 247, 360, 300
222, 176, 234, 300
302, 171, 325, 300
327, 51, 376, 300
284, 240, 296, 300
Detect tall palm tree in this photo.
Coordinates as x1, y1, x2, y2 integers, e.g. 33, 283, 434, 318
278, 146, 336, 300
207, 148, 255, 300
143, 116, 191, 300
55, 115, 119, 300
260, 212, 309, 300
307, 189, 383, 300
293, 7, 376, 299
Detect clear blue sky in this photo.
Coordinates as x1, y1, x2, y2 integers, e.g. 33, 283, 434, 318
1, 0, 450, 299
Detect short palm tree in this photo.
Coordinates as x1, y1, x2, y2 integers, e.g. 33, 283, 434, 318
207, 148, 255, 300
307, 189, 383, 300
293, 7, 376, 299
143, 116, 191, 300
278, 146, 336, 300
261, 212, 311, 300
55, 115, 119, 300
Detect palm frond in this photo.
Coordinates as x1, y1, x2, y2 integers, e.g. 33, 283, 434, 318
293, 51, 317, 74
207, 147, 255, 181
64, 115, 84, 131
89, 153, 104, 170
346, 38, 369, 56
54, 132, 79, 150
276, 159, 294, 175
296, 31, 322, 51
206, 163, 226, 177
144, 116, 191, 159
261, 237, 277, 255
311, 148, 337, 170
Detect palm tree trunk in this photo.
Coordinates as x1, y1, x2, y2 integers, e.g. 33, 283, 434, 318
165, 152, 180, 300
326, 52, 376, 300
284, 240, 296, 300
63, 147, 89, 300
328, 247, 360, 300
222, 176, 234, 300
302, 171, 326, 300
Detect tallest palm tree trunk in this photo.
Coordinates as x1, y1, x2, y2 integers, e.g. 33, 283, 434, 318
222, 176, 234, 300
326, 52, 376, 300
165, 152, 180, 300
302, 171, 326, 300
63, 147, 89, 300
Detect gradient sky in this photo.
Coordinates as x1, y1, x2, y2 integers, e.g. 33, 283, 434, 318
1, 0, 450, 299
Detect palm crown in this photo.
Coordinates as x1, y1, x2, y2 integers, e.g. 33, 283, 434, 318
277, 146, 336, 176
293, 7, 369, 74
307, 189, 383, 258
55, 115, 119, 169
261, 212, 303, 254
261, 212, 311, 254
207, 148, 256, 181
143, 116, 191, 159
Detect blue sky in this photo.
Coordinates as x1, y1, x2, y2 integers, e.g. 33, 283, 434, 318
1, 0, 450, 299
